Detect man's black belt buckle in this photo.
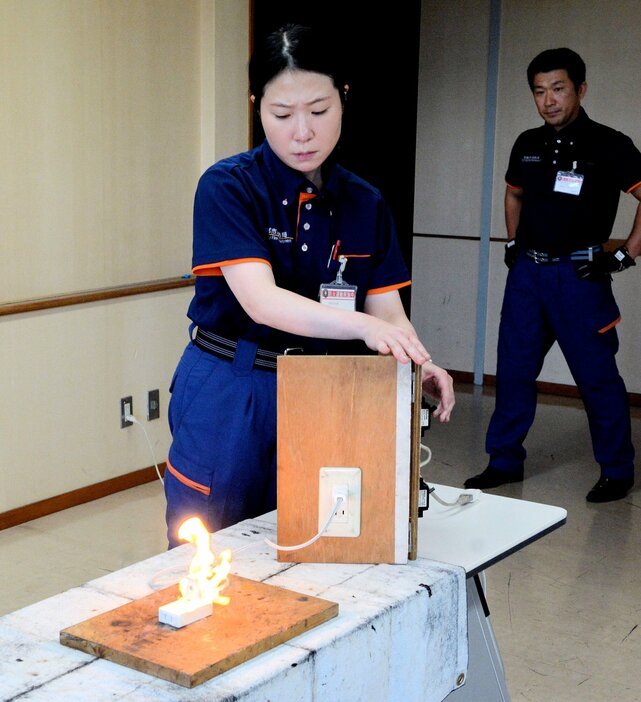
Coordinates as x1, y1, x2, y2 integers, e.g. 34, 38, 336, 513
526, 245, 603, 265
526, 249, 560, 264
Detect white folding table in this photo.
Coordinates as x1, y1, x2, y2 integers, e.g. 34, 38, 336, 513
418, 483, 567, 701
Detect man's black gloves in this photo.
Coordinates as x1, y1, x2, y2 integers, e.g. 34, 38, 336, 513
504, 240, 518, 269
575, 246, 636, 281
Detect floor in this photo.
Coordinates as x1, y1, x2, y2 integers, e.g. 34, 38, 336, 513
1, 383, 639, 701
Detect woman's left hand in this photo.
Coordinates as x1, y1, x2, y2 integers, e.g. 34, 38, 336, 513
421, 361, 455, 423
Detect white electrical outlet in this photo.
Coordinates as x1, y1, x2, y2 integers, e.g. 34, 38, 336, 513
318, 467, 361, 537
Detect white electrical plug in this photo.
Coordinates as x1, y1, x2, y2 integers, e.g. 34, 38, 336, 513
429, 487, 482, 508
456, 489, 481, 505
318, 467, 361, 537
331, 485, 349, 523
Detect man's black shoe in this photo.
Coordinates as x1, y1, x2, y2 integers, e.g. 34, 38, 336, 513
464, 467, 524, 490
586, 476, 634, 503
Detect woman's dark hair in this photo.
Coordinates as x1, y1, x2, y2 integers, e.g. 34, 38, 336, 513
526, 48, 586, 93
249, 23, 348, 104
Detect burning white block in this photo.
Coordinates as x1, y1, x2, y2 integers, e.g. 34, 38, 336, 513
157, 518, 232, 629
159, 598, 213, 628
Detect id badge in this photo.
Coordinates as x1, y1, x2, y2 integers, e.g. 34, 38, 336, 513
554, 170, 584, 196
319, 283, 357, 311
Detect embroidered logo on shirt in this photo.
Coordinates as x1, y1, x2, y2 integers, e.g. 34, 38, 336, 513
521, 155, 542, 162
266, 227, 293, 242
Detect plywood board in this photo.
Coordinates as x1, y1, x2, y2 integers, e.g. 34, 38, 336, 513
276, 355, 412, 564
60, 575, 338, 688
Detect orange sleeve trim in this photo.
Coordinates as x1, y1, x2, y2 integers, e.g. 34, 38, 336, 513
626, 180, 641, 194
192, 258, 272, 276
343, 254, 372, 259
505, 181, 521, 190
598, 316, 621, 334
166, 458, 211, 496
367, 280, 412, 295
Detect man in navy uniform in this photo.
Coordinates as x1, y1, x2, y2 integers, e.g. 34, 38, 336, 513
466, 48, 641, 502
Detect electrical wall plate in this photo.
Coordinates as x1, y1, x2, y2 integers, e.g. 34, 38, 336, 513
147, 389, 160, 421
318, 467, 361, 538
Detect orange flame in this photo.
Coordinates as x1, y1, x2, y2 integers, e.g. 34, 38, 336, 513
177, 517, 231, 606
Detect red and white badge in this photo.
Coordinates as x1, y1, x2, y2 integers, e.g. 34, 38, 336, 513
319, 283, 357, 311
554, 161, 584, 196
320, 255, 357, 310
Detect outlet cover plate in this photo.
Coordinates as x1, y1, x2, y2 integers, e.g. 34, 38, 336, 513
147, 389, 160, 421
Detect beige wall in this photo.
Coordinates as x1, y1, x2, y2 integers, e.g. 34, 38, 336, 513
0, 0, 249, 514
412, 0, 641, 391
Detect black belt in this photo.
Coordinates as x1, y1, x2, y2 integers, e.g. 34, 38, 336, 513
193, 328, 303, 371
526, 245, 602, 264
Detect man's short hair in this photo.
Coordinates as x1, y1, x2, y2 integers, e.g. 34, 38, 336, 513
527, 48, 586, 93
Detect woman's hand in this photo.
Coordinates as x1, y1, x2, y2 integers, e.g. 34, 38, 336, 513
360, 315, 430, 365
421, 360, 454, 423
362, 291, 433, 364
361, 294, 455, 421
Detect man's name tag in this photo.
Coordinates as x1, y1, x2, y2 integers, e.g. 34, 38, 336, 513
554, 170, 584, 196
319, 283, 357, 311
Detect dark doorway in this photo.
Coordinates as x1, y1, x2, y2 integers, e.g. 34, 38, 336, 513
251, 1, 422, 312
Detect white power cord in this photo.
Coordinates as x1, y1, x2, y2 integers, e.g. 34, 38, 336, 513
420, 442, 480, 507
264, 496, 344, 552
420, 443, 432, 469
125, 413, 164, 485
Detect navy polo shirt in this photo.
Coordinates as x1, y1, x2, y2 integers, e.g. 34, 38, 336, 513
505, 108, 641, 255
187, 141, 411, 354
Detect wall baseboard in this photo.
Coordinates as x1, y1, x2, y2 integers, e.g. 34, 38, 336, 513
450, 370, 641, 407
0, 464, 166, 531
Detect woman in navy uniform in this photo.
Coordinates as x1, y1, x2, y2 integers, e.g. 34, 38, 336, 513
164, 24, 454, 547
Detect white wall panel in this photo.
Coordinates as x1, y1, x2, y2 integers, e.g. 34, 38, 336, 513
414, 0, 490, 237
411, 238, 479, 372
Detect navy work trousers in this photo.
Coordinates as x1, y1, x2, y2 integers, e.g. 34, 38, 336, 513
165, 338, 277, 549
486, 255, 634, 479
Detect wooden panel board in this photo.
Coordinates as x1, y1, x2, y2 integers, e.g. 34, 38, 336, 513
59, 575, 338, 688
276, 355, 410, 564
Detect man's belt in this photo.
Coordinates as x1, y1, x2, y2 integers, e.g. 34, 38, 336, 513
526, 245, 603, 264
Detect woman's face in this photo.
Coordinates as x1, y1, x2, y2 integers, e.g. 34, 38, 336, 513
257, 69, 343, 188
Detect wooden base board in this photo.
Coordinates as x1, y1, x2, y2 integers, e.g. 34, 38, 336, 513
60, 575, 338, 688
